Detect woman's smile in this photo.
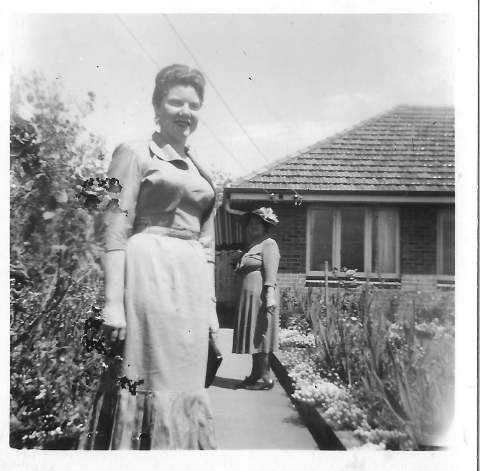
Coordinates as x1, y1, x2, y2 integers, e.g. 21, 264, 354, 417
174, 118, 191, 129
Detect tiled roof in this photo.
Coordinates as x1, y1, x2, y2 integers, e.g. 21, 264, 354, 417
229, 105, 454, 194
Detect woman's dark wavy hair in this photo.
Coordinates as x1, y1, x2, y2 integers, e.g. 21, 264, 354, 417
152, 64, 206, 109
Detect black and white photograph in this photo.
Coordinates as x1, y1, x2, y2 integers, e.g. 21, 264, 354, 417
5, 3, 478, 470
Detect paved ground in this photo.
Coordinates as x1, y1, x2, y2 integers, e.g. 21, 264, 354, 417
208, 329, 318, 449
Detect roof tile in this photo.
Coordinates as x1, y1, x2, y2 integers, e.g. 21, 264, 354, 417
230, 105, 454, 194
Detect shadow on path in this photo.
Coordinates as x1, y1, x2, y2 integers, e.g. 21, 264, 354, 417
282, 414, 307, 428
212, 376, 241, 390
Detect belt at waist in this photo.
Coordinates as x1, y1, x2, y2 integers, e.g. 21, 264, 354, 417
136, 225, 200, 240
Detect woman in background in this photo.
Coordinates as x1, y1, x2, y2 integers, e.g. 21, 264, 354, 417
80, 64, 219, 450
232, 207, 280, 390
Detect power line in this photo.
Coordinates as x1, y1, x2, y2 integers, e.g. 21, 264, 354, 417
115, 14, 248, 173
115, 15, 306, 210
162, 14, 271, 164
116, 15, 160, 68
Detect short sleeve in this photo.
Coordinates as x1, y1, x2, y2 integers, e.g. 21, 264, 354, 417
262, 238, 280, 287
104, 144, 142, 251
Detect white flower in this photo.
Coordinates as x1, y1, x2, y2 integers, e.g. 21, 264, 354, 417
34, 390, 46, 400
48, 427, 62, 436
279, 328, 315, 348
252, 207, 279, 225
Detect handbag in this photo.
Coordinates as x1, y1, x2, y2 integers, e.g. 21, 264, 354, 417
205, 333, 222, 388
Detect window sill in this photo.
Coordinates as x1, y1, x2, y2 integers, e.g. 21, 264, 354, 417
305, 277, 401, 289
437, 277, 455, 290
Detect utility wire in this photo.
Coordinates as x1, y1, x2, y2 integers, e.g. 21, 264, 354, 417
115, 16, 304, 217
162, 14, 271, 164
116, 15, 160, 68
115, 14, 248, 173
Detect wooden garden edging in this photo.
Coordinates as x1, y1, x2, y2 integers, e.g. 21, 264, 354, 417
270, 353, 346, 450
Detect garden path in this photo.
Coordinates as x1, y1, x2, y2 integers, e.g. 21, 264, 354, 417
208, 328, 318, 449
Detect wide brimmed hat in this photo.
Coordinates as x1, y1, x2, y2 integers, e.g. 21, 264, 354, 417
249, 207, 279, 226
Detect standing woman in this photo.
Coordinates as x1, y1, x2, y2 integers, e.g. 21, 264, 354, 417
232, 208, 280, 390
80, 64, 219, 450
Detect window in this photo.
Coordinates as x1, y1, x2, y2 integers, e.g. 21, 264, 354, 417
372, 209, 398, 274
307, 206, 399, 277
437, 209, 455, 277
308, 208, 334, 271
341, 208, 365, 271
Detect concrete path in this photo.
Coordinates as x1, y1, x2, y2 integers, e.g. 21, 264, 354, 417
208, 329, 318, 449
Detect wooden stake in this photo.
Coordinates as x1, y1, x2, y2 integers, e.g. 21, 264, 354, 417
324, 261, 329, 319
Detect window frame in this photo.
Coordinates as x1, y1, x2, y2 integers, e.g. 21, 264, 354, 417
306, 205, 400, 279
436, 208, 455, 280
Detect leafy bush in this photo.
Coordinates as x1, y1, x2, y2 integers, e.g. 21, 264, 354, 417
280, 287, 312, 333
10, 72, 107, 448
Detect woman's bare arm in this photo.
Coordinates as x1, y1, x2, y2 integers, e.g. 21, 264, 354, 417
102, 250, 126, 341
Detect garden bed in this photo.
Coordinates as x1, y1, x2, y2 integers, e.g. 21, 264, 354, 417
276, 341, 402, 450
277, 277, 454, 451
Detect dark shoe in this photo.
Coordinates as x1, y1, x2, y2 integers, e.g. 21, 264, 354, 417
245, 379, 275, 391
235, 376, 260, 389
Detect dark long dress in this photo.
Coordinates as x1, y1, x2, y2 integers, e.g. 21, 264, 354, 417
232, 237, 280, 354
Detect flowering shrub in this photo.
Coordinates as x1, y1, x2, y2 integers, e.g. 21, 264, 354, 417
10, 72, 107, 448
10, 303, 102, 449
278, 328, 315, 348
278, 347, 368, 432
321, 400, 367, 432
353, 428, 412, 450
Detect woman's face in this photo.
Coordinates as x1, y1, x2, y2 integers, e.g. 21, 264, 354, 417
155, 85, 201, 144
246, 216, 268, 242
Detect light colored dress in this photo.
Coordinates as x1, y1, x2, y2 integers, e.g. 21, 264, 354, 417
80, 133, 218, 450
232, 237, 280, 354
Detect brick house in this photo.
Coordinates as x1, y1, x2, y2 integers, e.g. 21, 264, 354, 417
216, 105, 454, 318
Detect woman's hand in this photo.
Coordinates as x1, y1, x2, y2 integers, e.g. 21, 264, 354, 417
102, 250, 127, 343
265, 286, 277, 314
231, 250, 244, 270
102, 301, 126, 342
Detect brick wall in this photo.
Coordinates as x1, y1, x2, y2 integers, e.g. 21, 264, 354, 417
216, 201, 454, 320
221, 202, 451, 277
400, 206, 438, 274
273, 204, 445, 277
277, 273, 306, 289
274, 272, 454, 324
269, 204, 307, 274
397, 274, 454, 320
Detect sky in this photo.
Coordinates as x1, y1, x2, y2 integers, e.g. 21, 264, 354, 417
12, 14, 454, 178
